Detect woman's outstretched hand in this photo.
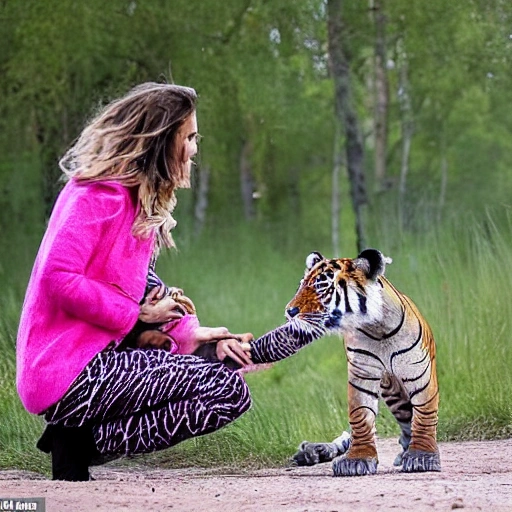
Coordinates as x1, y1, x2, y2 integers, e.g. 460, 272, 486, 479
193, 328, 253, 367
216, 331, 254, 368
215, 337, 253, 367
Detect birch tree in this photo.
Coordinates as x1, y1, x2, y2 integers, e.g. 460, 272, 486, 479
371, 0, 389, 194
327, 0, 367, 252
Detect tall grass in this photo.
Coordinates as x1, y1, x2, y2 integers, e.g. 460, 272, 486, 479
1, 214, 512, 473
0, 250, 50, 473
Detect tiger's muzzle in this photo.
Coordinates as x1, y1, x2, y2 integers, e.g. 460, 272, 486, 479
286, 306, 300, 319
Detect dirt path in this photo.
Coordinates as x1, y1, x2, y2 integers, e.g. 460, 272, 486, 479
1, 438, 511, 511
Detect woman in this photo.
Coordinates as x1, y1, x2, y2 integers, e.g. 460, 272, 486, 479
16, 83, 253, 481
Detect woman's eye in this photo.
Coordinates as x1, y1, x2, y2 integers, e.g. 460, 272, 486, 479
188, 133, 202, 143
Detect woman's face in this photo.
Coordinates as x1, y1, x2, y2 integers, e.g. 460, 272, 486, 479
175, 112, 198, 188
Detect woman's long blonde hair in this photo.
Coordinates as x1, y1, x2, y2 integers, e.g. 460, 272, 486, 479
59, 82, 197, 249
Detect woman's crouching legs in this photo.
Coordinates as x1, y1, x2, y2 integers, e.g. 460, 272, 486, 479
44, 349, 253, 464
95, 363, 251, 456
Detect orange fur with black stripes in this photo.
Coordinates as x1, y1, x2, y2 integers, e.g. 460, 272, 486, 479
288, 249, 440, 476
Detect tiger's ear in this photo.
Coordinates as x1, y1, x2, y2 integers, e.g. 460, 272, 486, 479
306, 252, 324, 270
354, 249, 392, 280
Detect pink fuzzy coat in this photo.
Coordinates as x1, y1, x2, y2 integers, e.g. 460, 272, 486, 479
16, 179, 198, 415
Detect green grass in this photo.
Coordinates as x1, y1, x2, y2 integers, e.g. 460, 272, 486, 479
0, 289, 50, 474
1, 214, 512, 474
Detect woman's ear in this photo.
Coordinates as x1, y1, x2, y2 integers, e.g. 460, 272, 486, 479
354, 248, 392, 280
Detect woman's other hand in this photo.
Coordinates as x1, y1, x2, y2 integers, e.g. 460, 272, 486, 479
139, 286, 186, 323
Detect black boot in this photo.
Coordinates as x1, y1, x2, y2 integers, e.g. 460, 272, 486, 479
36, 424, 54, 454
37, 424, 97, 481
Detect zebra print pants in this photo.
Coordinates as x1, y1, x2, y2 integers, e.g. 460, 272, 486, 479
43, 346, 252, 457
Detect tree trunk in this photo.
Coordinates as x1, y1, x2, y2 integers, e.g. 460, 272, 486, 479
35, 121, 62, 219
194, 164, 210, 236
371, 0, 389, 193
327, 0, 367, 253
397, 41, 413, 229
331, 122, 343, 257
240, 139, 255, 221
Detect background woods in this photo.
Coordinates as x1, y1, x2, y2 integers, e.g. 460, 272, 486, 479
2, 0, 512, 249
1, 0, 512, 472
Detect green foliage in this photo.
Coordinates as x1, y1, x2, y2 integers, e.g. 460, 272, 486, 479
0, 269, 50, 474
2, 0, 512, 226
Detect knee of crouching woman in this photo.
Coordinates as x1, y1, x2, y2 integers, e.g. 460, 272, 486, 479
224, 368, 252, 417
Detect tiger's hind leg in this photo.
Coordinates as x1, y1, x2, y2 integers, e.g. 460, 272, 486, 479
380, 372, 413, 466
401, 394, 441, 472
291, 431, 351, 466
394, 421, 412, 466
401, 369, 441, 472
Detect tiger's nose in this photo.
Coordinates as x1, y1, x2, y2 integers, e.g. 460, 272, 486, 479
287, 307, 300, 318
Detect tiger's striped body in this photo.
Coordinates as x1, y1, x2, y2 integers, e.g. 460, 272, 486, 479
287, 249, 440, 476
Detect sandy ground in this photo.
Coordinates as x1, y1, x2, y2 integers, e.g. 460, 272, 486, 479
0, 437, 511, 512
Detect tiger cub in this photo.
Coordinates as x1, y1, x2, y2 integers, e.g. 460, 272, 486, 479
120, 290, 243, 369
120, 290, 197, 351
288, 249, 440, 476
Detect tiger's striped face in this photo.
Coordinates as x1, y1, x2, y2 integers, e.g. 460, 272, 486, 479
286, 249, 392, 331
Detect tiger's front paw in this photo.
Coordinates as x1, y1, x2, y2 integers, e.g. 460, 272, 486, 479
291, 432, 351, 466
401, 449, 441, 472
292, 441, 339, 466
332, 454, 378, 477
